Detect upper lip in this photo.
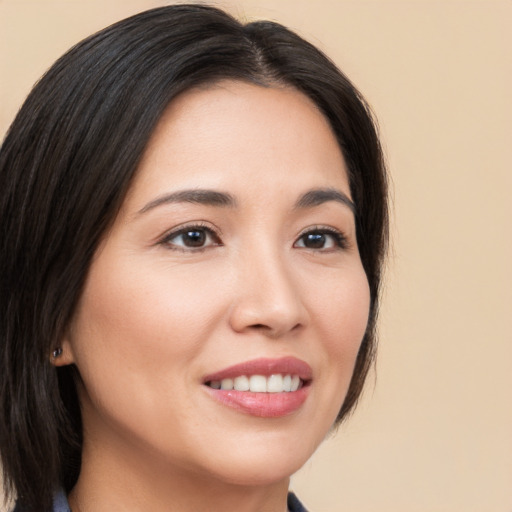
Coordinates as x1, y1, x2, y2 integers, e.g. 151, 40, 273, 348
203, 356, 313, 383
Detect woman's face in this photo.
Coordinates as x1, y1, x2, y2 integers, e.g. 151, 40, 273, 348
62, 81, 370, 486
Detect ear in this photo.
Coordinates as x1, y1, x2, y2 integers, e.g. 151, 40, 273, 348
50, 336, 76, 367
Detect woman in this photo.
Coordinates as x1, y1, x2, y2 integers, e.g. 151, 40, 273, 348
0, 4, 387, 511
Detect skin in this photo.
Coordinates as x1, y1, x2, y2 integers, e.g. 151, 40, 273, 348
57, 81, 371, 512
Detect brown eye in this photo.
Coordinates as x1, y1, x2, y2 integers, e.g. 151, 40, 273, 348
301, 233, 327, 249
162, 226, 221, 250
294, 229, 347, 250
180, 229, 207, 247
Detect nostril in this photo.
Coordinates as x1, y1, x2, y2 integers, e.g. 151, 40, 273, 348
229, 291, 308, 337
246, 322, 303, 339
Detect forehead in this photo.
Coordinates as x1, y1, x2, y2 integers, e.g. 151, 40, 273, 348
124, 81, 350, 211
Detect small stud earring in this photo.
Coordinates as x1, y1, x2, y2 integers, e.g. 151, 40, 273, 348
52, 347, 63, 359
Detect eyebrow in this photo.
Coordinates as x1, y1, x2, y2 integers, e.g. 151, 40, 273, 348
138, 189, 237, 214
294, 188, 355, 213
137, 186, 355, 215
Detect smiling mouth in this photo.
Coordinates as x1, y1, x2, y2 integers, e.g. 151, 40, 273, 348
202, 357, 312, 417
206, 374, 305, 393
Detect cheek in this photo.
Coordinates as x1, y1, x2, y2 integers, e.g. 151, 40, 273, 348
70, 256, 222, 364
333, 277, 370, 349
66, 254, 239, 429
305, 265, 371, 410
66, 258, 228, 449
310, 264, 371, 353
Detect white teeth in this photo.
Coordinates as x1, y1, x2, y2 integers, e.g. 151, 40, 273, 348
249, 375, 267, 392
220, 378, 233, 390
233, 375, 250, 391
210, 374, 303, 393
267, 374, 283, 393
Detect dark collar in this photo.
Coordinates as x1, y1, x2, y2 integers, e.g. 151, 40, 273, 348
288, 492, 309, 512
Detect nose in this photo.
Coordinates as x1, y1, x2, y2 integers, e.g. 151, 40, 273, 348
228, 248, 309, 338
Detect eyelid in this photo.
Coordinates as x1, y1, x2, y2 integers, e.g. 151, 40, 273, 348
294, 225, 349, 250
158, 221, 223, 250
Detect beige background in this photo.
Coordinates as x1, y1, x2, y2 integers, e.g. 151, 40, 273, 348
1, 1, 511, 511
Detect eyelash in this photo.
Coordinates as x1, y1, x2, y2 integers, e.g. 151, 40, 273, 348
294, 226, 349, 251
159, 224, 348, 252
160, 222, 222, 252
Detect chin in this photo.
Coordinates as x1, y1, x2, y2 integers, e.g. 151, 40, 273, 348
191, 427, 320, 487
209, 456, 304, 488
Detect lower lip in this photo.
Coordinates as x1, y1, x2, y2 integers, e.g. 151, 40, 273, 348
204, 386, 310, 418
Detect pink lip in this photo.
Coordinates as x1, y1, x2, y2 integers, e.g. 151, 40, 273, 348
203, 357, 312, 418
203, 356, 313, 382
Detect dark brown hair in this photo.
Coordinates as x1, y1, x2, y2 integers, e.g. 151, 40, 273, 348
0, 5, 387, 511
